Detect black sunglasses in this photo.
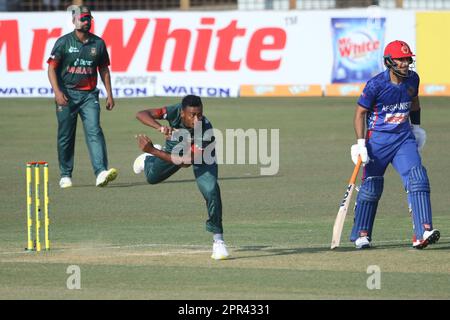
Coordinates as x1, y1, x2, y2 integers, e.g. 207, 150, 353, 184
80, 16, 92, 22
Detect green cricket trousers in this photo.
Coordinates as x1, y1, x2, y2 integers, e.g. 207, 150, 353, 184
144, 145, 223, 234
56, 88, 108, 178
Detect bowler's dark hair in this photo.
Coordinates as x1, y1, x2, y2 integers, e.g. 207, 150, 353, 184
181, 95, 202, 109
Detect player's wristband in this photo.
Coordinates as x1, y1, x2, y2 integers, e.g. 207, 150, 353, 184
410, 109, 420, 125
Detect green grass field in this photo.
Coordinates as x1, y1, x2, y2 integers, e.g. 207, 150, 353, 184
0, 97, 449, 300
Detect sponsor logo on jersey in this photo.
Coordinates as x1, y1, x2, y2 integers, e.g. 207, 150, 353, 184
68, 46, 80, 53
66, 66, 94, 74
385, 112, 408, 124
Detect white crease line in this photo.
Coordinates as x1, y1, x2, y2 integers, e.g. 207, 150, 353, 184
121, 250, 212, 257
0, 244, 210, 256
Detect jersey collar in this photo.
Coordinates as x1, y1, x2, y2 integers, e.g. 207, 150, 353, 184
71, 31, 93, 44
383, 69, 391, 82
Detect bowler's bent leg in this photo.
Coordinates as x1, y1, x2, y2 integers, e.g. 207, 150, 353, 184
193, 163, 223, 234
144, 156, 180, 185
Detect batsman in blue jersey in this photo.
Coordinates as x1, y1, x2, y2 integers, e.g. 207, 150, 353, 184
350, 40, 440, 249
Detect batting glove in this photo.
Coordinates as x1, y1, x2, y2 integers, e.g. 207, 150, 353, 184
351, 139, 370, 166
411, 124, 426, 153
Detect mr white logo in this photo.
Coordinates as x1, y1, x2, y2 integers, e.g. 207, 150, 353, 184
68, 46, 79, 53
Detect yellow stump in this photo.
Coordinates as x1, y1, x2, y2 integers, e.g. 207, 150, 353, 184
26, 161, 50, 252
44, 163, 50, 250
26, 164, 33, 251
34, 165, 41, 252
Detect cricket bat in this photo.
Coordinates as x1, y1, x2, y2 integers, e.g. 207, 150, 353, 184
330, 157, 362, 249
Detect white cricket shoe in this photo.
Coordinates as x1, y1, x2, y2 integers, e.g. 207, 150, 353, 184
355, 236, 371, 249
59, 177, 72, 189
133, 153, 151, 174
133, 144, 162, 174
96, 168, 118, 187
413, 229, 440, 249
211, 240, 229, 260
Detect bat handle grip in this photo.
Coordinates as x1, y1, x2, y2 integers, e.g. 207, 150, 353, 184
349, 157, 362, 184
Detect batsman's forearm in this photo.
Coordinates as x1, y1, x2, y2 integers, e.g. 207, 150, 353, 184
410, 96, 421, 125
354, 118, 365, 139
411, 96, 420, 112
354, 108, 367, 139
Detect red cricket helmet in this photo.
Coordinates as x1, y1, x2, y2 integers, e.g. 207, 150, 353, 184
384, 40, 415, 59
383, 40, 415, 77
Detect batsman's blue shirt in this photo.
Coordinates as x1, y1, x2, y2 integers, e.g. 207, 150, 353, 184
358, 69, 419, 133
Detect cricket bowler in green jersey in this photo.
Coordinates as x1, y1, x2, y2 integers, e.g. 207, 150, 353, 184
47, 5, 117, 188
134, 95, 229, 260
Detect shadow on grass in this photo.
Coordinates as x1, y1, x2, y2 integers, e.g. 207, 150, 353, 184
372, 239, 450, 251
229, 245, 344, 259
97, 174, 283, 188
229, 240, 449, 260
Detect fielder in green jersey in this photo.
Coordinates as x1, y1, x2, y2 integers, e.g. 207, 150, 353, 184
47, 5, 117, 188
134, 95, 230, 260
